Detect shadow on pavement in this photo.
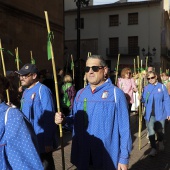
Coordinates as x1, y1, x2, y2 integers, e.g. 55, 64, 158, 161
129, 121, 170, 170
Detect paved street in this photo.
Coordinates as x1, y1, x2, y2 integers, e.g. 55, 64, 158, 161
53, 114, 170, 170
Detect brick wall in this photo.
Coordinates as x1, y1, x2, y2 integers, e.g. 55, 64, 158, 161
0, 1, 64, 73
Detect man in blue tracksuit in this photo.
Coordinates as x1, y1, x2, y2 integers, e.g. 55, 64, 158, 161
16, 63, 57, 170
55, 55, 132, 170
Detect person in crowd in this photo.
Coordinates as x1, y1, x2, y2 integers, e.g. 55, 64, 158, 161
61, 74, 76, 132
57, 68, 64, 97
109, 70, 116, 85
117, 67, 137, 114
55, 55, 132, 170
57, 68, 64, 81
148, 66, 154, 72
57, 68, 64, 95
61, 74, 76, 116
161, 72, 170, 95
142, 71, 170, 156
131, 72, 139, 114
0, 75, 43, 170
42, 70, 55, 95
43, 68, 64, 111
6, 71, 22, 108
15, 63, 57, 170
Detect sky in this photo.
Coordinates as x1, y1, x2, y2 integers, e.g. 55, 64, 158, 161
93, 0, 134, 5
93, 0, 155, 5
93, 0, 116, 5
93, 0, 170, 5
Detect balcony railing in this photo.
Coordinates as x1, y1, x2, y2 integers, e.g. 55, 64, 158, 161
106, 46, 140, 57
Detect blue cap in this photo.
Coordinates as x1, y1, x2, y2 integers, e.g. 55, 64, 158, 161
15, 63, 38, 75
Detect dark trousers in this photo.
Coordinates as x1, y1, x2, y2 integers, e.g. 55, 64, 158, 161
128, 104, 132, 114
62, 107, 70, 116
40, 152, 55, 170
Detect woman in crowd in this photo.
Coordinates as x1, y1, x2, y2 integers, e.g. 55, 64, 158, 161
117, 67, 137, 114
0, 75, 43, 170
61, 74, 76, 116
161, 72, 170, 95
142, 71, 170, 156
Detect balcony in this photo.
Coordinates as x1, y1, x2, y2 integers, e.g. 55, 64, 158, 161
106, 46, 140, 57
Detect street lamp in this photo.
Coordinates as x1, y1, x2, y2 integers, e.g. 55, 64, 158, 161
142, 47, 156, 66
75, 0, 90, 6
74, 0, 90, 90
74, 0, 90, 60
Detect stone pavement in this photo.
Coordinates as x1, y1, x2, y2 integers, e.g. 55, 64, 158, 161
53, 114, 170, 170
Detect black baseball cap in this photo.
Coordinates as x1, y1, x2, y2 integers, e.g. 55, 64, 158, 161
15, 63, 38, 75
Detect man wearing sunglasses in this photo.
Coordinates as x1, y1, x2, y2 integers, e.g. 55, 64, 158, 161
142, 71, 170, 156
55, 55, 132, 170
16, 63, 57, 170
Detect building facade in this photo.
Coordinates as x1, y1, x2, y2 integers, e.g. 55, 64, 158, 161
0, 1, 64, 72
64, 0, 93, 10
65, 0, 170, 72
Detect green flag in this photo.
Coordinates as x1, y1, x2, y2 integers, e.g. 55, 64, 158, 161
47, 31, 54, 60
71, 61, 74, 70
15, 55, 22, 64
83, 98, 88, 127
31, 58, 35, 64
0, 48, 14, 56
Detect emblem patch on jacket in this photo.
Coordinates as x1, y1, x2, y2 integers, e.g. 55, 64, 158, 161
102, 91, 108, 99
158, 88, 161, 92
31, 93, 36, 100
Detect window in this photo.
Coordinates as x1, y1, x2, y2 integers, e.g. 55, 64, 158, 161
128, 36, 139, 55
128, 13, 138, 25
109, 37, 119, 55
75, 18, 84, 29
109, 15, 119, 26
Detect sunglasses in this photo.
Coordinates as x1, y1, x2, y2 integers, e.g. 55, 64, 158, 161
85, 66, 104, 73
147, 76, 155, 80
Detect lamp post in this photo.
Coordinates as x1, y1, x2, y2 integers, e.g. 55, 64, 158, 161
74, 0, 90, 90
142, 46, 156, 67
75, 0, 90, 60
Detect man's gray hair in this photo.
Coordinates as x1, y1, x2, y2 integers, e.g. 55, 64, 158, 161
87, 55, 107, 67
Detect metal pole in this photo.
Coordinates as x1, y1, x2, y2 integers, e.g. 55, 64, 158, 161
77, 0, 81, 60
76, 0, 83, 90
75, 0, 89, 90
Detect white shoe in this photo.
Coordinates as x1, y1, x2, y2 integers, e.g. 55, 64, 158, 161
149, 148, 157, 156
159, 141, 164, 151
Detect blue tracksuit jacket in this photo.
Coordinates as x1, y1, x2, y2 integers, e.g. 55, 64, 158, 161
21, 82, 57, 153
67, 78, 132, 170
142, 82, 170, 121
0, 102, 43, 170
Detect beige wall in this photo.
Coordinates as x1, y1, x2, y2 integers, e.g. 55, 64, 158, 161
64, 0, 77, 10
65, 39, 98, 61
65, 1, 169, 71
163, 0, 169, 12
0, 1, 64, 72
